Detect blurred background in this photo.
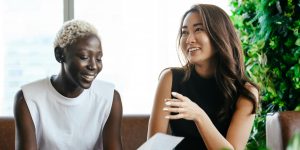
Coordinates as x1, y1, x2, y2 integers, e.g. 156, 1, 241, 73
0, 0, 299, 149
0, 0, 230, 116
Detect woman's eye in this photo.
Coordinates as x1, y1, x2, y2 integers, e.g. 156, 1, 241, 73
96, 58, 102, 62
79, 56, 88, 60
181, 30, 188, 35
195, 27, 204, 32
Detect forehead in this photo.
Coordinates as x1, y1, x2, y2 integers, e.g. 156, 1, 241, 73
182, 12, 203, 27
69, 35, 102, 53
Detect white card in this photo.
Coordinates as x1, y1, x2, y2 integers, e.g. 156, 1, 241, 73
137, 133, 184, 150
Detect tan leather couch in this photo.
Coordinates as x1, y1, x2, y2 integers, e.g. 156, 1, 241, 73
0, 115, 150, 150
266, 111, 300, 150
0, 117, 14, 150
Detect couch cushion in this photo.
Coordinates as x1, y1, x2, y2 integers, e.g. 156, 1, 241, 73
279, 111, 300, 148
121, 115, 149, 150
0, 117, 15, 150
0, 115, 150, 150
266, 111, 300, 150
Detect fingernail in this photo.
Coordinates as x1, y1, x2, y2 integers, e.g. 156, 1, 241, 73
171, 92, 177, 96
163, 107, 168, 111
165, 102, 171, 105
165, 116, 170, 119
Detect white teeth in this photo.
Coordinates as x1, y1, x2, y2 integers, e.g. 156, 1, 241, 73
188, 47, 199, 52
83, 75, 95, 80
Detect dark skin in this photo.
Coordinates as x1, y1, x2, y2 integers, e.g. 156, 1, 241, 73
14, 34, 123, 150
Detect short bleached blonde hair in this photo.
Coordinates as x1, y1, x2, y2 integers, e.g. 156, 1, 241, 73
53, 20, 99, 49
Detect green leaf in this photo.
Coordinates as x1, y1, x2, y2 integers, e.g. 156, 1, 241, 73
295, 105, 300, 111
287, 132, 300, 150
231, 0, 300, 149
295, 38, 300, 46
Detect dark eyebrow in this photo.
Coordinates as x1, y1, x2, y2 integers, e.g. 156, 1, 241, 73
194, 23, 203, 27
181, 23, 203, 29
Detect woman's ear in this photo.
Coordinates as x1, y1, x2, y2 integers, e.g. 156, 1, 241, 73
54, 47, 64, 63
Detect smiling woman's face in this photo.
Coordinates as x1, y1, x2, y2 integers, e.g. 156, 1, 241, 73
180, 11, 215, 65
63, 34, 103, 89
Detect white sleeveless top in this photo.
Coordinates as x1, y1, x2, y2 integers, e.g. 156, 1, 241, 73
21, 77, 115, 150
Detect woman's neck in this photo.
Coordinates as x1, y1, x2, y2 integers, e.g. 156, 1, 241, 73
50, 74, 83, 98
194, 60, 216, 79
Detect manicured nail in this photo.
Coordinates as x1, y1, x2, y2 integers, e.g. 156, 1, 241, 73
171, 92, 177, 96
163, 107, 168, 111
165, 116, 170, 119
165, 102, 171, 105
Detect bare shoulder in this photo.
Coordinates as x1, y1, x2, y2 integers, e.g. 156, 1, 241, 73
111, 89, 122, 114
235, 83, 259, 112
14, 90, 26, 112
244, 82, 259, 102
113, 90, 122, 106
14, 89, 32, 119
15, 90, 24, 101
159, 68, 173, 81
156, 68, 173, 96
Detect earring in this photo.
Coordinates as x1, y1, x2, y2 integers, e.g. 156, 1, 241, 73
60, 56, 64, 63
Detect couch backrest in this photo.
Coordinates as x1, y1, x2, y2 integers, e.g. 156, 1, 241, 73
121, 115, 149, 150
0, 117, 15, 150
266, 111, 300, 150
0, 115, 149, 150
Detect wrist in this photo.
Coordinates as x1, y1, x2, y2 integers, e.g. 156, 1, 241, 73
194, 108, 205, 124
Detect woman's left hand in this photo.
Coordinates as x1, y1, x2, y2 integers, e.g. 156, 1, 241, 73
163, 92, 203, 121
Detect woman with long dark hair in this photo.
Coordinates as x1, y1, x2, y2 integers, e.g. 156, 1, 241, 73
148, 4, 259, 150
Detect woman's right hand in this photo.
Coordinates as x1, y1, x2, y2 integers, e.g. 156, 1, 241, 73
163, 92, 203, 121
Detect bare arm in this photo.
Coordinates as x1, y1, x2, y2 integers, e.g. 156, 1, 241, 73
14, 90, 37, 150
164, 84, 259, 150
103, 90, 123, 150
147, 69, 172, 138
225, 84, 259, 150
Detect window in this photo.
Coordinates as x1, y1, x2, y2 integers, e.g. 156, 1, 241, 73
0, 0, 230, 116
0, 0, 62, 116
74, 0, 230, 114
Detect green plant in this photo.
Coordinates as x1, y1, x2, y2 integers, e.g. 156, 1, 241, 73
230, 0, 300, 149
287, 132, 300, 150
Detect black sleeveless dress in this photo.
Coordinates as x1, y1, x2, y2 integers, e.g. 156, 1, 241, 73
170, 67, 235, 150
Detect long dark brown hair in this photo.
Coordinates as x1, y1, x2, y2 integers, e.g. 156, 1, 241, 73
177, 4, 259, 119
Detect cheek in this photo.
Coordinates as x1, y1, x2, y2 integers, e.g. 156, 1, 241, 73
203, 38, 211, 46
99, 63, 103, 70
97, 63, 103, 72
199, 34, 211, 47
180, 38, 187, 51
68, 60, 85, 71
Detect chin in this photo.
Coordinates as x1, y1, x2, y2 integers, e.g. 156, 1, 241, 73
188, 59, 198, 64
80, 82, 93, 89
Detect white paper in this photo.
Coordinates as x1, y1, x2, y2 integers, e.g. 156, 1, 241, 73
137, 133, 184, 150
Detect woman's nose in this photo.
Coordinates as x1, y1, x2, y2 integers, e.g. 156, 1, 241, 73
87, 58, 97, 70
186, 33, 196, 44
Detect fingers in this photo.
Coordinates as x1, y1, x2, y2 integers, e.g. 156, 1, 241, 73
171, 92, 188, 101
163, 97, 185, 119
163, 107, 186, 113
164, 100, 183, 108
163, 92, 191, 120
165, 113, 184, 119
